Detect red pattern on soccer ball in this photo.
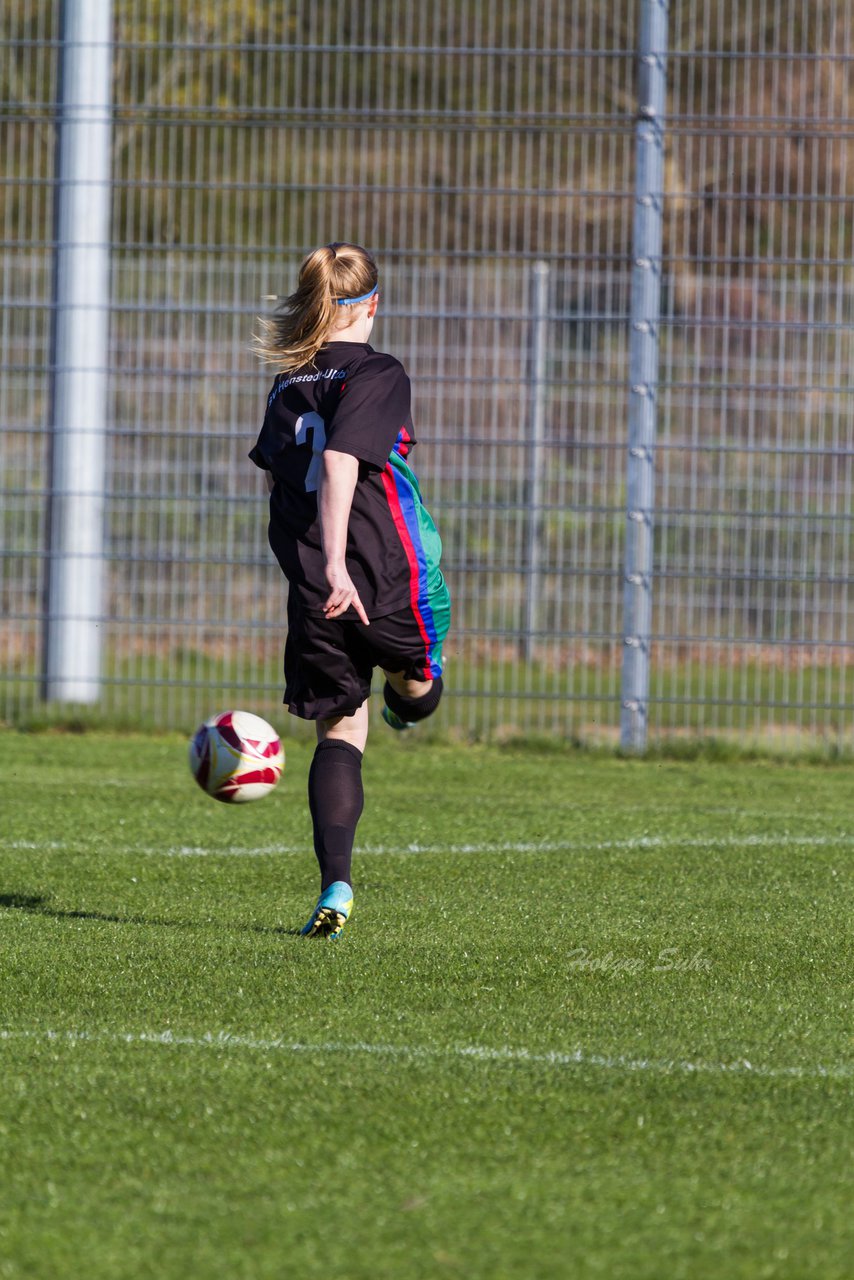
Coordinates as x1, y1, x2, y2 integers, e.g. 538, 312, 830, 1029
215, 766, 281, 801
189, 711, 284, 803
191, 726, 212, 791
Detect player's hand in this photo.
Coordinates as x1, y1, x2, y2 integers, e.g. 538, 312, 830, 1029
323, 563, 370, 625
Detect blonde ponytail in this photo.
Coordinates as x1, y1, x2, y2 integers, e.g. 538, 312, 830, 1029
254, 243, 379, 372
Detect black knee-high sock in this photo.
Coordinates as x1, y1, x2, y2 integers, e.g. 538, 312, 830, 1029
383, 675, 444, 722
307, 739, 364, 891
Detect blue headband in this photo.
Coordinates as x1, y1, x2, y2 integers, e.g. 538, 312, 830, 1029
336, 284, 378, 306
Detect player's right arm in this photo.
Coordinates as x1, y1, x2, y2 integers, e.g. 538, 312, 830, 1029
315, 352, 411, 626
317, 449, 370, 625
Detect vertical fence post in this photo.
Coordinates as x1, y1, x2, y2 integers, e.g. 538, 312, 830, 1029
44, 0, 113, 703
620, 0, 668, 751
523, 260, 549, 660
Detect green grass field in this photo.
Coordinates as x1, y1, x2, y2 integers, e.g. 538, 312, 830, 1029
0, 730, 851, 1279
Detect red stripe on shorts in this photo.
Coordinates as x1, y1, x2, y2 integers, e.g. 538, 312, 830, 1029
381, 464, 432, 675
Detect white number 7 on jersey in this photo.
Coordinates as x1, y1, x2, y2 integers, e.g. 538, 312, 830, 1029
294, 412, 327, 493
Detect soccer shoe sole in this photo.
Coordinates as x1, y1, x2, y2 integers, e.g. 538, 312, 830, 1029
302, 907, 348, 940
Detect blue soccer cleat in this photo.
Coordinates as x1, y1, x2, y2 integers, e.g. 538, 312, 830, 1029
300, 881, 353, 940
382, 705, 417, 731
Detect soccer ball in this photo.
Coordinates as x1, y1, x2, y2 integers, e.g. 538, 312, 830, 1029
189, 710, 284, 803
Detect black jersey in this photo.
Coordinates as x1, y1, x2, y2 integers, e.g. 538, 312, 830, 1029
250, 341, 441, 620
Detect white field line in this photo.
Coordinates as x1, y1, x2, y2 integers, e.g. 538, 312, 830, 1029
2, 833, 853, 857
0, 1027, 849, 1081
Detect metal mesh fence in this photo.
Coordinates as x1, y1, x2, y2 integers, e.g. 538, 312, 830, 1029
1, 0, 852, 746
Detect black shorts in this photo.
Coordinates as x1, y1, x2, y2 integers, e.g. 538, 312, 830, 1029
283, 592, 450, 721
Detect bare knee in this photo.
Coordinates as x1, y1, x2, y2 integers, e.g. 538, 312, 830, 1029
316, 700, 369, 753
383, 669, 433, 701
382, 672, 444, 724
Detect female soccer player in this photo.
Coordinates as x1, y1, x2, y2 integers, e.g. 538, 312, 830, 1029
250, 243, 450, 939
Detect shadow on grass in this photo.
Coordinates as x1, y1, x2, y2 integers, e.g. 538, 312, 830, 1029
0, 891, 299, 935
0, 891, 176, 928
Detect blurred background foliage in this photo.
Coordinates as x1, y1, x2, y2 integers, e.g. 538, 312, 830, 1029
3, 2, 853, 270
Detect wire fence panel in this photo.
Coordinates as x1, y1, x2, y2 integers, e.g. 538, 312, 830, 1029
1, 0, 852, 747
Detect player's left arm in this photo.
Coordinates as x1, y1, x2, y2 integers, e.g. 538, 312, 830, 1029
317, 449, 369, 625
